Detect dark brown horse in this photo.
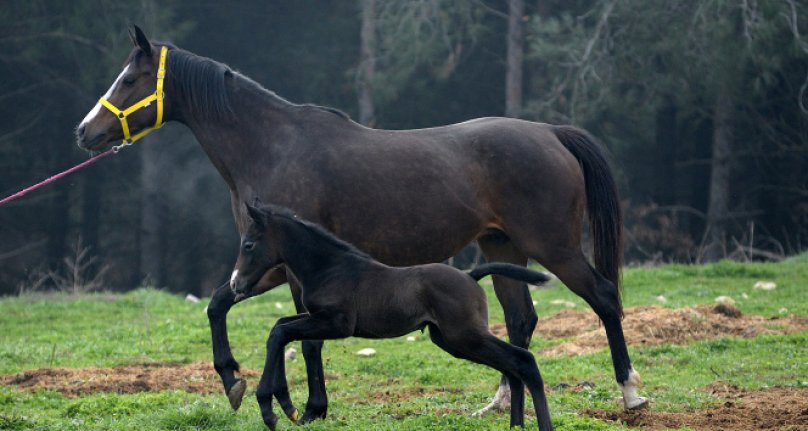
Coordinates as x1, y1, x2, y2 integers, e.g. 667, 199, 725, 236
233, 200, 554, 430
75, 26, 647, 423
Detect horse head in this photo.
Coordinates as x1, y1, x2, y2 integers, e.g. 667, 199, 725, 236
76, 25, 169, 153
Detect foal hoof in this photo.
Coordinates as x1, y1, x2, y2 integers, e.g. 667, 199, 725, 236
623, 396, 649, 411
227, 379, 247, 411
285, 408, 300, 423
263, 412, 279, 431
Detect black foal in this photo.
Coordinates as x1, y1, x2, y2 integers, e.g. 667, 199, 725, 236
230, 201, 555, 430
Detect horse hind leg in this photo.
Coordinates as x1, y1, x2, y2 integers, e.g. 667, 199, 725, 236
540, 251, 648, 410
472, 233, 537, 417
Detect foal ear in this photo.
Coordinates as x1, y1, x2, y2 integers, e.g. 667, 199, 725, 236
245, 201, 266, 227
132, 25, 153, 56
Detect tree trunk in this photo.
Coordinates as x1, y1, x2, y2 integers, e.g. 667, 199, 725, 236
654, 97, 677, 205
505, 0, 524, 118
358, 0, 376, 126
703, 86, 733, 262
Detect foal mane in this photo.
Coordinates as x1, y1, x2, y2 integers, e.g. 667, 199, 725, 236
263, 204, 370, 260
164, 46, 350, 122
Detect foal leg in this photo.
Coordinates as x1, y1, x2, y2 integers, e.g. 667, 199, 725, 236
256, 313, 309, 429
473, 235, 537, 417
542, 251, 647, 410
430, 326, 552, 430
287, 273, 329, 423
261, 312, 353, 428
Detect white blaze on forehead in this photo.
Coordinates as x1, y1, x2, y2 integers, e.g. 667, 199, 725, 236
79, 64, 130, 127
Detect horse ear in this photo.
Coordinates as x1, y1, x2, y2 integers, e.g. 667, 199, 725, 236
128, 27, 137, 47
245, 201, 266, 227
132, 25, 153, 56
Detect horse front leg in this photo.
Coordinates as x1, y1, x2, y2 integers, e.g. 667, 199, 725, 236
287, 271, 329, 423
208, 267, 287, 411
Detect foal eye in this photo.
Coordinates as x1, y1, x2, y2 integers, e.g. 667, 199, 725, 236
122, 77, 136, 86
243, 242, 256, 252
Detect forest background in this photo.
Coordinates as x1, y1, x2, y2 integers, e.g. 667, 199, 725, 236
1, 0, 806, 295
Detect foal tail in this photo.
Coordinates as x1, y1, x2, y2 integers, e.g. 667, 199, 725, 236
466, 263, 551, 286
552, 125, 624, 316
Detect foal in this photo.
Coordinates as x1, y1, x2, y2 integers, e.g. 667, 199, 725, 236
231, 202, 555, 430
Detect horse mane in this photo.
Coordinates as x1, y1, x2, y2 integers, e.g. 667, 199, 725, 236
164, 45, 350, 122
262, 204, 370, 260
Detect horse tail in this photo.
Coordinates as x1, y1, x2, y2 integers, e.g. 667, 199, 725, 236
466, 263, 551, 286
552, 125, 624, 316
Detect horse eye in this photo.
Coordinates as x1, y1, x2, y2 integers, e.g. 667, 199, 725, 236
122, 76, 136, 86
243, 241, 256, 252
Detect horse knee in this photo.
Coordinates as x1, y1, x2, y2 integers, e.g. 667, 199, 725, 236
207, 286, 234, 319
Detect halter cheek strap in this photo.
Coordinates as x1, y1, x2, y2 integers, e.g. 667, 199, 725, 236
99, 45, 168, 152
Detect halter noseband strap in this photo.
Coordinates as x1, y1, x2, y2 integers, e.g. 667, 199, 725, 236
99, 45, 168, 151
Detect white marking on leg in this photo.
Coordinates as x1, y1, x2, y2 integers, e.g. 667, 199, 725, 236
79, 65, 130, 127
619, 367, 648, 410
229, 269, 239, 290
472, 380, 511, 417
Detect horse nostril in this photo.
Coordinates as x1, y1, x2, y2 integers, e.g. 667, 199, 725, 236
77, 124, 86, 138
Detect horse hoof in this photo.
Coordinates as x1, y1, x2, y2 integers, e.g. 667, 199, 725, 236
227, 379, 247, 411
298, 408, 327, 424
623, 396, 649, 410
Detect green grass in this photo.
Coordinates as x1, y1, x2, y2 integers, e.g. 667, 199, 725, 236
0, 256, 806, 430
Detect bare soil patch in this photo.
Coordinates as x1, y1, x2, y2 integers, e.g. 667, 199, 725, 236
0, 362, 258, 397
490, 305, 808, 356
586, 385, 808, 430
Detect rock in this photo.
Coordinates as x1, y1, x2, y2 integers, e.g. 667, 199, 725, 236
284, 347, 297, 361
406, 336, 416, 342
274, 302, 283, 309
185, 293, 200, 303
655, 295, 667, 304
754, 281, 776, 290
715, 296, 735, 305
549, 299, 577, 308
356, 348, 376, 357
741, 293, 749, 299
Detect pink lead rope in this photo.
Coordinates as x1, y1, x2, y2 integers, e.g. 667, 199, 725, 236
0, 149, 115, 206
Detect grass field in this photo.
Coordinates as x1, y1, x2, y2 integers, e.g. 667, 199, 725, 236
1, 255, 806, 430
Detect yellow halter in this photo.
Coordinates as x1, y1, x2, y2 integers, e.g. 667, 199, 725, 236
99, 46, 168, 151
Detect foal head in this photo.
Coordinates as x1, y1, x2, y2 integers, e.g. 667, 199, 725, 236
230, 201, 285, 296
76, 25, 169, 153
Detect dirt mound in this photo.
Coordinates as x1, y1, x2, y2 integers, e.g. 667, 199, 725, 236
490, 305, 808, 356
586, 385, 808, 430
0, 362, 258, 397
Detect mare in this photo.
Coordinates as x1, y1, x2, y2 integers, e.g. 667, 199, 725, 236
232, 201, 555, 430
75, 25, 647, 423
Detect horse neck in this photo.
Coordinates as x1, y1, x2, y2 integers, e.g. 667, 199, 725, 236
170, 77, 292, 192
